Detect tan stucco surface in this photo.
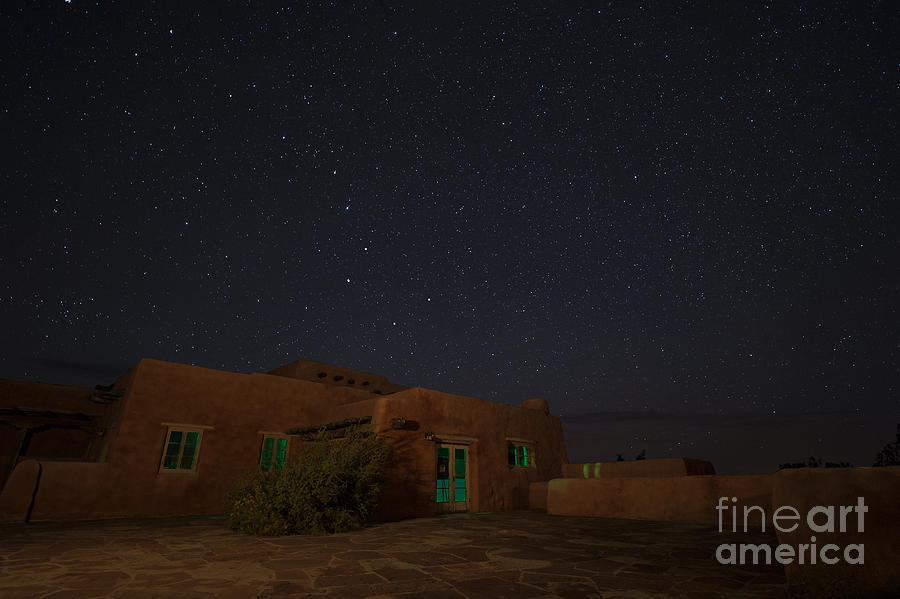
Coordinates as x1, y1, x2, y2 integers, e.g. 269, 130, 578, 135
562, 457, 715, 478
2, 358, 568, 523
547, 474, 773, 525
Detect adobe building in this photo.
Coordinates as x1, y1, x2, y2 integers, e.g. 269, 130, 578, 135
4, 357, 898, 595
0, 357, 567, 522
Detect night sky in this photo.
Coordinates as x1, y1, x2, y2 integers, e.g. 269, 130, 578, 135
2, 2, 898, 473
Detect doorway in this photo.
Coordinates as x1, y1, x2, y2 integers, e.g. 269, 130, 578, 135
436, 444, 468, 513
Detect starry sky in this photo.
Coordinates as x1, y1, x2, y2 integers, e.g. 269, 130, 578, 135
2, 2, 897, 472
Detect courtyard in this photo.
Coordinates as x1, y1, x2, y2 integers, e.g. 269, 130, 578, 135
0, 511, 785, 598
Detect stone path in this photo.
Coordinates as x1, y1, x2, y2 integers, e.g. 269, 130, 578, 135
0, 511, 785, 598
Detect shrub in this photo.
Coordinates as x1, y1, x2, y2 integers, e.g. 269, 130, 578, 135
224, 427, 389, 535
873, 424, 900, 467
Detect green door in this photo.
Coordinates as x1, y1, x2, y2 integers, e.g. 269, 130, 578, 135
436, 444, 468, 512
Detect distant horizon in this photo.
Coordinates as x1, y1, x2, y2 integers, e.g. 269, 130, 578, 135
560, 410, 898, 475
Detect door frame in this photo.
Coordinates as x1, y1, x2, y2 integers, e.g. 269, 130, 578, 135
434, 437, 473, 513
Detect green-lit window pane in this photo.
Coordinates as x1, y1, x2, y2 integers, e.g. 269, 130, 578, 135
436, 447, 450, 503
260, 437, 274, 472
163, 431, 183, 469
275, 438, 288, 470
454, 448, 466, 478
436, 479, 450, 503
508, 443, 517, 466
454, 478, 466, 501
180, 431, 199, 469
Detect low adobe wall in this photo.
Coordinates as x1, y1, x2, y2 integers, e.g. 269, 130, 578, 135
562, 458, 715, 479
0, 459, 41, 522
0, 458, 237, 522
771, 466, 900, 598
546, 474, 773, 525
545, 466, 900, 596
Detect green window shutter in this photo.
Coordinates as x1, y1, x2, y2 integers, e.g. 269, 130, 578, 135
508, 442, 517, 466
521, 445, 529, 467
454, 448, 467, 502
275, 438, 288, 470
180, 431, 200, 469
260, 437, 275, 472
163, 431, 183, 469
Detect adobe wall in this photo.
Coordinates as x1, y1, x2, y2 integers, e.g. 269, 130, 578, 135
369, 387, 567, 521
0, 459, 41, 522
562, 458, 716, 479
19, 358, 382, 521
1, 379, 111, 488
528, 481, 548, 510
546, 474, 773, 525
268, 359, 409, 394
771, 466, 900, 598
3, 359, 568, 523
94, 364, 138, 463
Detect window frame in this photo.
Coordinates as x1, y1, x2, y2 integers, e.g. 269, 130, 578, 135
157, 424, 212, 474
258, 433, 291, 472
506, 438, 536, 468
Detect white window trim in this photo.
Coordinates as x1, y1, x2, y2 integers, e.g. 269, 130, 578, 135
158, 424, 209, 474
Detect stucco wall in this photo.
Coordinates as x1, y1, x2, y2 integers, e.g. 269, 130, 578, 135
1, 379, 113, 488
547, 474, 773, 525
528, 481, 548, 510
369, 387, 567, 521
4, 359, 568, 523
269, 359, 408, 394
0, 459, 40, 522
561, 458, 716, 479
16, 358, 385, 521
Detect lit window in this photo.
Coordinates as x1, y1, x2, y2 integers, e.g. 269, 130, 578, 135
159, 426, 205, 472
507, 441, 534, 467
260, 435, 289, 472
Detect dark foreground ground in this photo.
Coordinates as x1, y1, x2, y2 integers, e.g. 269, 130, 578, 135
0, 511, 785, 598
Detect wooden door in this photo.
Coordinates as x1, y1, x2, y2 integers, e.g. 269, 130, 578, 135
436, 444, 469, 513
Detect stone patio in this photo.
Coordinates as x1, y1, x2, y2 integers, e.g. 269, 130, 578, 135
0, 511, 786, 598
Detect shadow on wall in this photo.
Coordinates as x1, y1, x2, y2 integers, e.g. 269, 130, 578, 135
561, 411, 897, 474
370, 426, 432, 521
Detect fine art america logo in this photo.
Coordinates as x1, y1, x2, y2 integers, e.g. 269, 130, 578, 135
715, 496, 867, 565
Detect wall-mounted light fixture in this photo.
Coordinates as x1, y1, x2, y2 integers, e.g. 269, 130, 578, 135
424, 432, 434, 441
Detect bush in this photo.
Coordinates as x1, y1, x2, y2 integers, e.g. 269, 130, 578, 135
224, 427, 389, 535
873, 424, 900, 467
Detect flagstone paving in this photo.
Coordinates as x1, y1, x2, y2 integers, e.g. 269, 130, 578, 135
0, 511, 785, 598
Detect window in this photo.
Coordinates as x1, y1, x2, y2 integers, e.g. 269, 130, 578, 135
159, 426, 207, 473
507, 441, 534, 467
260, 435, 289, 472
